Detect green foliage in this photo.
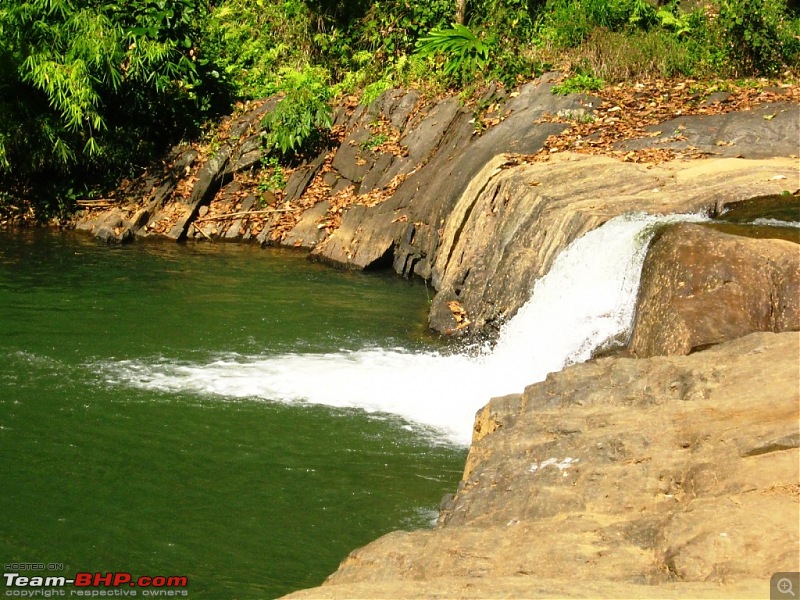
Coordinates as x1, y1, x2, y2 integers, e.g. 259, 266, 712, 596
716, 0, 800, 74
424, 0, 543, 86
257, 156, 287, 194
261, 65, 333, 156
551, 72, 604, 94
352, 0, 453, 68
416, 24, 496, 83
360, 131, 389, 151
309, 0, 453, 94
654, 6, 693, 37
0, 0, 229, 214
536, 0, 799, 80
361, 77, 393, 106
202, 0, 314, 98
3, 0, 800, 218
536, 0, 656, 47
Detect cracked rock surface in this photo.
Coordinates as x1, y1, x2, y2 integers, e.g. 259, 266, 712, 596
285, 331, 799, 599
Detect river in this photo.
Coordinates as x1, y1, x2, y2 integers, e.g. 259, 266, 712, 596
0, 229, 465, 598
3, 212, 754, 598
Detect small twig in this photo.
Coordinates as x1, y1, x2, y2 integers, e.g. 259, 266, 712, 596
76, 199, 115, 208
195, 208, 293, 223
192, 221, 214, 242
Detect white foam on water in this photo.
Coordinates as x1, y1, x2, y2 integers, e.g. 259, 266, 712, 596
751, 218, 800, 229
98, 213, 704, 446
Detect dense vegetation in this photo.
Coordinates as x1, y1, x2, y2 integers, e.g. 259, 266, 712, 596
1, 0, 798, 217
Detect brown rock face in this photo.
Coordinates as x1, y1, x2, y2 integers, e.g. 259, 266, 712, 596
630, 223, 800, 357
425, 154, 799, 335
284, 332, 800, 599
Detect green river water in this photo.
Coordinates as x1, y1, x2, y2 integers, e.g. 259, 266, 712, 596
0, 229, 465, 599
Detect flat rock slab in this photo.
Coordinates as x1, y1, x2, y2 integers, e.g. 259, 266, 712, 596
617, 102, 800, 159
284, 577, 765, 599
285, 332, 799, 599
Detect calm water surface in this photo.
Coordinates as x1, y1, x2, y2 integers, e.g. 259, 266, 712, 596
0, 229, 465, 598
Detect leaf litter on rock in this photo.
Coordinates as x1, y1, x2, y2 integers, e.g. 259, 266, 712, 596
530, 77, 799, 165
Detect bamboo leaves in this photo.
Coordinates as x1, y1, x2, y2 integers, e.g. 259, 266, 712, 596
0, 0, 218, 184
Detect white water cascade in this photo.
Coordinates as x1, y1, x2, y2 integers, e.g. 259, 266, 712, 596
100, 213, 703, 446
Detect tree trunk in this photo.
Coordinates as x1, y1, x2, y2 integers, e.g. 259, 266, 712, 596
455, 0, 467, 24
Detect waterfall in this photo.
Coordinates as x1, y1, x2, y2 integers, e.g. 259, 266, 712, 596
99, 213, 702, 446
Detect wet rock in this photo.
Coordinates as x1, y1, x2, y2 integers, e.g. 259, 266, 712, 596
91, 209, 134, 244
630, 223, 800, 357
716, 192, 800, 224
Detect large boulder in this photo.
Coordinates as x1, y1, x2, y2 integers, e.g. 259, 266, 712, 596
284, 332, 800, 599
630, 223, 800, 357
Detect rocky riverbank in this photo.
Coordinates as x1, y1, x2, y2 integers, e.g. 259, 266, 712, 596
281, 214, 799, 599
71, 73, 799, 336
286, 330, 799, 599
70, 73, 799, 597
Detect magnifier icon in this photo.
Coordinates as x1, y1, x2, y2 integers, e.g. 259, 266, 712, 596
778, 578, 796, 597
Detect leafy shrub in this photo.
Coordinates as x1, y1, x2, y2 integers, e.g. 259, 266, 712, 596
716, 0, 800, 75
202, 0, 314, 98
258, 156, 287, 194
654, 4, 693, 37
416, 24, 497, 83
261, 65, 333, 156
468, 0, 538, 39
551, 72, 604, 94
466, 0, 544, 84
353, 0, 453, 65
361, 77, 393, 106
536, 0, 657, 47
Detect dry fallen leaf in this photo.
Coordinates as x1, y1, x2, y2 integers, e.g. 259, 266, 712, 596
447, 300, 471, 331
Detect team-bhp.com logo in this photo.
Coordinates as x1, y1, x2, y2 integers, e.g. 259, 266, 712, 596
4, 572, 188, 597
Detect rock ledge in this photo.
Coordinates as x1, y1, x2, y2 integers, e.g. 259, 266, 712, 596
285, 332, 800, 599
